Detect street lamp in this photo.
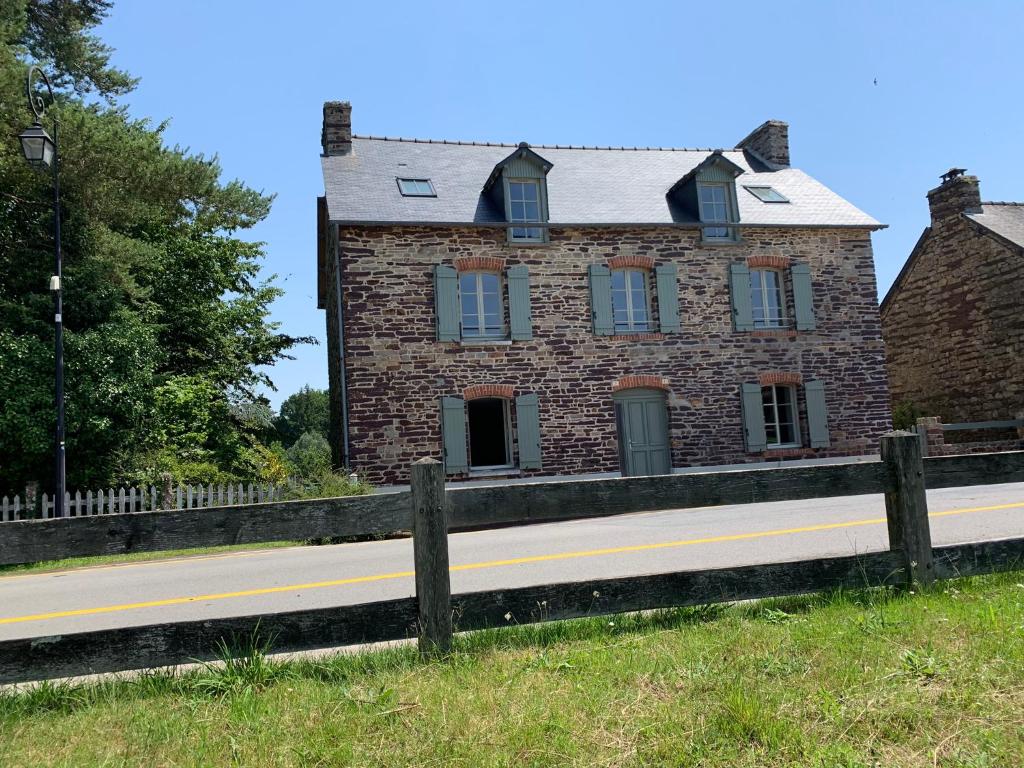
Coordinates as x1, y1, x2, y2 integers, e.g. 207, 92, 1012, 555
18, 66, 66, 518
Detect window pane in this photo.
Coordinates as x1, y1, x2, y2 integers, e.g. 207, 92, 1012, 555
523, 201, 539, 221
521, 182, 538, 201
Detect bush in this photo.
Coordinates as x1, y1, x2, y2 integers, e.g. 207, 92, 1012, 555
285, 432, 332, 478
892, 400, 924, 430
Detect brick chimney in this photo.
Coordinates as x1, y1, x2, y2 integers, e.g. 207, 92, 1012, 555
322, 101, 352, 156
927, 168, 981, 226
737, 120, 789, 167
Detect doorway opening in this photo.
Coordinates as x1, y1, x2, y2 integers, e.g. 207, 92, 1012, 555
467, 398, 512, 469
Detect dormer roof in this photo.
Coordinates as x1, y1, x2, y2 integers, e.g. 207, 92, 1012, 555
483, 143, 553, 192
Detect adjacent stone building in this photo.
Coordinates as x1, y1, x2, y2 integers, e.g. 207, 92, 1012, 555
318, 103, 891, 485
881, 169, 1024, 425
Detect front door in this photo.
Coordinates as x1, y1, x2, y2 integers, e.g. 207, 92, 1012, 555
613, 389, 672, 477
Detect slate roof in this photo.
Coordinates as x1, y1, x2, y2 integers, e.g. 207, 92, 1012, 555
321, 137, 881, 228
966, 203, 1024, 249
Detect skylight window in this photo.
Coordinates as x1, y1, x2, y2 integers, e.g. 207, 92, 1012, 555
744, 186, 789, 203
397, 178, 436, 197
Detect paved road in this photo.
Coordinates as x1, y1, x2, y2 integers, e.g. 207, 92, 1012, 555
1, 482, 1022, 641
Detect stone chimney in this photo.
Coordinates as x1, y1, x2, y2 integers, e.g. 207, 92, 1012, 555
737, 120, 789, 167
927, 168, 981, 226
322, 101, 352, 156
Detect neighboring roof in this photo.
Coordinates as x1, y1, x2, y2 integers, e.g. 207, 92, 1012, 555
321, 137, 881, 228
965, 203, 1024, 249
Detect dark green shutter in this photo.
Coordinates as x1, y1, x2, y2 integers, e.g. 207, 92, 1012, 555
805, 380, 830, 448
515, 393, 542, 469
589, 263, 614, 336
507, 265, 533, 341
740, 382, 767, 452
791, 263, 816, 331
434, 265, 460, 341
655, 263, 680, 333
729, 262, 754, 331
440, 397, 468, 473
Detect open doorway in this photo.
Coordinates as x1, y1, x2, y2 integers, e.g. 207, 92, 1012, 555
467, 398, 512, 469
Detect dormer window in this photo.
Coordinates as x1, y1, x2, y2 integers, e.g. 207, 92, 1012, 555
482, 144, 552, 245
698, 183, 733, 240
667, 151, 743, 244
508, 180, 543, 241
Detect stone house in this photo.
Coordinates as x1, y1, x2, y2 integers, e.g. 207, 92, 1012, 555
317, 102, 891, 486
880, 169, 1024, 426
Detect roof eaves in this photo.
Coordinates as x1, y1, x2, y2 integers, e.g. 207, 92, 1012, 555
329, 218, 886, 230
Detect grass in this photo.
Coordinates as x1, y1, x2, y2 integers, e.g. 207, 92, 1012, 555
1, 571, 1023, 766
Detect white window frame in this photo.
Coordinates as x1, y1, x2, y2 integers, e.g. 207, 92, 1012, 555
751, 268, 787, 329
467, 397, 515, 471
698, 182, 736, 241
762, 384, 800, 448
610, 269, 652, 333
459, 272, 506, 339
506, 178, 546, 243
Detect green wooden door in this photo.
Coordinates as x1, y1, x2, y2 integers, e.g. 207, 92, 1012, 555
613, 389, 671, 477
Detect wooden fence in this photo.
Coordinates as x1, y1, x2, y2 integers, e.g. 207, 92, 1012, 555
1, 481, 288, 522
1, 432, 1023, 684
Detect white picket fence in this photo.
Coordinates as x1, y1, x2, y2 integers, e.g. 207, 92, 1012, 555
1, 482, 285, 522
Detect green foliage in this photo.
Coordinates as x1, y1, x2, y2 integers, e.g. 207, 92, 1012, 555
275, 386, 329, 447
286, 431, 332, 478
0, 2, 313, 492
892, 400, 924, 430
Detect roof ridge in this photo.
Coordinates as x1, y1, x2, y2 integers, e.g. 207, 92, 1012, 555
352, 134, 727, 152
980, 200, 1024, 206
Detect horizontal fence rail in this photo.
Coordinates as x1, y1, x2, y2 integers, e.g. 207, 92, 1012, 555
2, 451, 1023, 568
942, 419, 1024, 432
2, 434, 1023, 684
3, 537, 1023, 685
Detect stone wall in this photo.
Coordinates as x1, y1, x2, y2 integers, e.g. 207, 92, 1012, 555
881, 198, 1024, 426
328, 225, 891, 485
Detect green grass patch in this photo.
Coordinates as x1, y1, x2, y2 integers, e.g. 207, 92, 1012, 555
2, 572, 1023, 766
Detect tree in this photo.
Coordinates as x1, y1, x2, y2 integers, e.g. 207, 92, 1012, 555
286, 431, 332, 479
0, 1, 312, 492
275, 386, 330, 448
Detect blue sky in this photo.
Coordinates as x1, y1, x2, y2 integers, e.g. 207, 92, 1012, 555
97, 1, 1022, 409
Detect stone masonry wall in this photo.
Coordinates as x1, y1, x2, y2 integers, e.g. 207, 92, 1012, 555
881, 215, 1024, 426
330, 225, 891, 486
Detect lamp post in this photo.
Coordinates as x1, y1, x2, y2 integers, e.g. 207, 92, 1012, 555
18, 66, 65, 518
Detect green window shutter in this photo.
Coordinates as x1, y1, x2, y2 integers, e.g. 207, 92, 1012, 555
740, 383, 767, 453
589, 263, 613, 335
507, 265, 533, 340
440, 396, 468, 473
655, 263, 680, 333
729, 262, 754, 331
791, 263, 816, 331
515, 393, 542, 469
805, 380, 830, 448
434, 265, 460, 341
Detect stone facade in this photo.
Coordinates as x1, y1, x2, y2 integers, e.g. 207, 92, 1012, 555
881, 172, 1024, 426
324, 223, 891, 485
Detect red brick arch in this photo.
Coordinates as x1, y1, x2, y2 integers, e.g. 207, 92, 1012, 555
607, 254, 655, 271
747, 254, 791, 269
453, 256, 505, 273
463, 384, 515, 401
758, 372, 803, 386
612, 375, 670, 393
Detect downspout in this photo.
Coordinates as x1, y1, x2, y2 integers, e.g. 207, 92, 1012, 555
332, 223, 351, 468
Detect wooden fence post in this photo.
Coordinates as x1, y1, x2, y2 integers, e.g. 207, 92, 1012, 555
410, 457, 452, 656
881, 431, 934, 587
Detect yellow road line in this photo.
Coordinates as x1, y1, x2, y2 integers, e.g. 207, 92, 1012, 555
1, 500, 1021, 626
